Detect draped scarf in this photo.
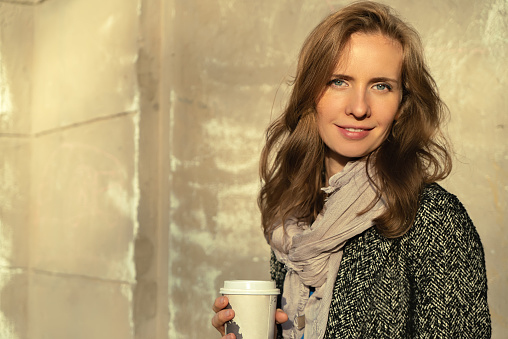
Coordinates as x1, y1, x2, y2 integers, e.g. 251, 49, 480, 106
270, 160, 386, 339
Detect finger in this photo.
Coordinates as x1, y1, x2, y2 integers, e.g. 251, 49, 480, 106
211, 311, 225, 335
211, 309, 235, 334
222, 334, 236, 339
212, 296, 229, 313
275, 309, 288, 324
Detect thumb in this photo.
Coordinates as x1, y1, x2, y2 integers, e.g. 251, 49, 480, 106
275, 309, 288, 324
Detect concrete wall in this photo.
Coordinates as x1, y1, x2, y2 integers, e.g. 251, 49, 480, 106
0, 0, 167, 338
0, 0, 506, 338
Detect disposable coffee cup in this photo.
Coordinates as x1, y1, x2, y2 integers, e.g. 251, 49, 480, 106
220, 280, 279, 339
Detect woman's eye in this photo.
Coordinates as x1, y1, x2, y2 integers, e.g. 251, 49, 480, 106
330, 79, 347, 87
374, 83, 392, 91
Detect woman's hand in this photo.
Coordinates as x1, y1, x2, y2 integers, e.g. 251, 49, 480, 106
211, 296, 289, 339
211, 296, 235, 338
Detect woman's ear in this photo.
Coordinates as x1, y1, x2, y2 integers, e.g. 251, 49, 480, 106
394, 109, 401, 121
395, 90, 408, 120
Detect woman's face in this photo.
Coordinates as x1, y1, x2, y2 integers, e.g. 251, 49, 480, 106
316, 32, 403, 175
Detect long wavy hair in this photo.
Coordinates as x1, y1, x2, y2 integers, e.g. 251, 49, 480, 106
258, 1, 452, 240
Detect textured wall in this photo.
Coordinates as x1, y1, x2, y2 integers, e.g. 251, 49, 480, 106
163, 1, 316, 337
164, 0, 507, 337
29, 0, 142, 332
0, 2, 34, 338
0, 0, 142, 338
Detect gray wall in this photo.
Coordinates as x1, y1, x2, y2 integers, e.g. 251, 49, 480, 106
0, 0, 506, 338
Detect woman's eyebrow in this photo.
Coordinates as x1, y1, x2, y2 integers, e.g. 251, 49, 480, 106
330, 74, 353, 80
371, 76, 399, 84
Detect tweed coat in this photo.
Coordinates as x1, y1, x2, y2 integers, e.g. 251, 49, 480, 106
271, 183, 491, 338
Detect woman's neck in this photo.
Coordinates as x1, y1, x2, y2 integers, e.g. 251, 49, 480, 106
324, 155, 347, 182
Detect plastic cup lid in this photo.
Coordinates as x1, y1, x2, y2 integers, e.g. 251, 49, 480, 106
220, 280, 280, 295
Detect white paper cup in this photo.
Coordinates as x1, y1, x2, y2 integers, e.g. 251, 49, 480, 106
220, 280, 280, 339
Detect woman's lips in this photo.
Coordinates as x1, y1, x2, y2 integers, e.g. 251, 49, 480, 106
337, 125, 372, 140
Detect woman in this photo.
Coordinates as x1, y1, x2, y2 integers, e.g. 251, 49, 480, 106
212, 1, 491, 338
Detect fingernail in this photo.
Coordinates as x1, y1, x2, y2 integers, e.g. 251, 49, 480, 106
220, 296, 226, 304
225, 310, 231, 317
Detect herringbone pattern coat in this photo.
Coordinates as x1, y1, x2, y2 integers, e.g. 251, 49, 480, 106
271, 184, 491, 338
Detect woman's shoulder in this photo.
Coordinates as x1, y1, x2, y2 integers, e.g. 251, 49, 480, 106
419, 182, 462, 210
415, 183, 471, 228
403, 182, 484, 253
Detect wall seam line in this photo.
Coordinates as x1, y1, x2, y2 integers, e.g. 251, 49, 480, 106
30, 267, 135, 285
0, 0, 46, 5
33, 110, 138, 138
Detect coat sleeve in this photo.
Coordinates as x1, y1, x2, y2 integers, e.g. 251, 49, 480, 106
409, 191, 491, 338
270, 251, 287, 339
270, 251, 287, 305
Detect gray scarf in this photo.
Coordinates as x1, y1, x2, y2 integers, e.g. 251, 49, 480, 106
271, 160, 385, 339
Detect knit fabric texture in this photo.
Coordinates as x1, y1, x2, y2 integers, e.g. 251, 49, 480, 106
270, 183, 491, 338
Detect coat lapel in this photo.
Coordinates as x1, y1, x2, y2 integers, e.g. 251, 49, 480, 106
323, 227, 395, 338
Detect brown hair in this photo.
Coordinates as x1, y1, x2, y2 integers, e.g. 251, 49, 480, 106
258, 1, 452, 240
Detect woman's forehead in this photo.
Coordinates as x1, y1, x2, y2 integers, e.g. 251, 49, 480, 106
330, 33, 403, 76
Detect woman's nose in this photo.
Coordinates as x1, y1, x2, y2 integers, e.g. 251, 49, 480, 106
346, 90, 370, 119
